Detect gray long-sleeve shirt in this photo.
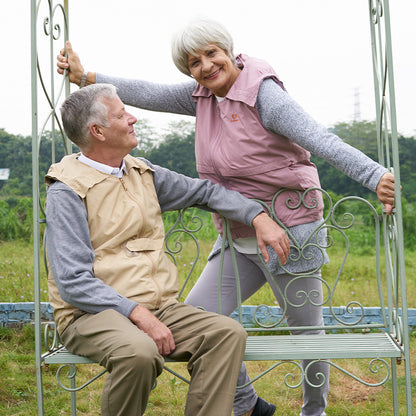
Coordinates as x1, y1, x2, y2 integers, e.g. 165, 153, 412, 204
46, 158, 264, 317
96, 74, 388, 192
96, 71, 388, 275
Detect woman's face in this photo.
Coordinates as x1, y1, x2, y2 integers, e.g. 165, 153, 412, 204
187, 44, 240, 97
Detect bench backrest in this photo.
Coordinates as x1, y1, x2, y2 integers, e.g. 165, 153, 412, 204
167, 189, 401, 339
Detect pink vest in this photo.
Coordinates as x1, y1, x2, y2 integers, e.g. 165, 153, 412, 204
193, 54, 323, 238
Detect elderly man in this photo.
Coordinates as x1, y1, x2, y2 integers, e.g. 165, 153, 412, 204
45, 83, 290, 416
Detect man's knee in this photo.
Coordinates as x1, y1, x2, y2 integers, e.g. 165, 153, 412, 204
107, 336, 164, 377
218, 315, 247, 344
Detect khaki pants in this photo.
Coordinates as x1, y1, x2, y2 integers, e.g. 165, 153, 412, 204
61, 303, 247, 416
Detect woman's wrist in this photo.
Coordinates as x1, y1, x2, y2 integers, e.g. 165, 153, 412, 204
79, 71, 88, 88
84, 71, 96, 86
72, 70, 96, 87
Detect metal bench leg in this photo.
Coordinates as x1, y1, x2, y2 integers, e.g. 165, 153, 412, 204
390, 358, 399, 416
70, 364, 77, 416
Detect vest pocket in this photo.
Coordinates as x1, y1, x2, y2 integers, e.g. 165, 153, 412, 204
124, 238, 164, 255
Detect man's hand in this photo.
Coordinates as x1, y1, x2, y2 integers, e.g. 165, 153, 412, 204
129, 305, 175, 356
376, 172, 395, 215
252, 212, 290, 264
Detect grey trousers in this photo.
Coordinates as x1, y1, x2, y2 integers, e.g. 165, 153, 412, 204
60, 303, 247, 416
185, 248, 329, 416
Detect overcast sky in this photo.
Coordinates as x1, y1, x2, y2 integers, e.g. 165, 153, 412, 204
1, 0, 415, 138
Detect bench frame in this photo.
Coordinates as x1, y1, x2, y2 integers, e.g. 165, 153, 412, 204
30, 1, 412, 415
39, 198, 410, 415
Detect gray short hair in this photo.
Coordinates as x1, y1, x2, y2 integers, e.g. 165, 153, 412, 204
171, 18, 234, 77
60, 83, 117, 148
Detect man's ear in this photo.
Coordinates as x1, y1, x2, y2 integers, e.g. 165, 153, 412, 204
89, 123, 105, 142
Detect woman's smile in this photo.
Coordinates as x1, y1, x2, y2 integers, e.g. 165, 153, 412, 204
188, 44, 241, 97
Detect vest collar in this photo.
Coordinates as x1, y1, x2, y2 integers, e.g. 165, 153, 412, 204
45, 154, 153, 198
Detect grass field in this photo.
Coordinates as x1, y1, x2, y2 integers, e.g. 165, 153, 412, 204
1, 236, 415, 415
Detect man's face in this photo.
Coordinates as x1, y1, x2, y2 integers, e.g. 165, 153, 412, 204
101, 95, 138, 152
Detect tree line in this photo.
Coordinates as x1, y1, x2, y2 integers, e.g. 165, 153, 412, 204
1, 119, 416, 247
1, 119, 415, 200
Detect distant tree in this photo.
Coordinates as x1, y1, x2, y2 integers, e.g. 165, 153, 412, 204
327, 120, 378, 158
0, 129, 70, 197
311, 120, 382, 198
397, 135, 416, 201
133, 118, 160, 156
146, 121, 197, 177
1, 119, 415, 200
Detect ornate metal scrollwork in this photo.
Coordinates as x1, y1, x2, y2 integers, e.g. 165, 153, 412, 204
35, 0, 71, 159
43, 322, 60, 351
370, 0, 383, 24
251, 189, 384, 330
236, 360, 304, 390
56, 364, 107, 392
304, 358, 391, 388
164, 208, 202, 298
253, 304, 286, 328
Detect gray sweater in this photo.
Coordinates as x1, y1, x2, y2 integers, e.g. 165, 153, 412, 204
96, 72, 388, 275
96, 73, 388, 193
46, 159, 264, 317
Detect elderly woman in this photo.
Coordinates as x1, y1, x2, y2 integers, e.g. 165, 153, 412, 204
57, 18, 395, 416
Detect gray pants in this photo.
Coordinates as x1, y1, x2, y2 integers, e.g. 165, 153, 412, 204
185, 248, 329, 416
61, 303, 247, 416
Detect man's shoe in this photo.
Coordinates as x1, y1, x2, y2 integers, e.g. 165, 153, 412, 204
251, 397, 276, 416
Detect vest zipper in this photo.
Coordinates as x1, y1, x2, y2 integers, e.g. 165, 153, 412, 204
210, 103, 230, 187
119, 175, 162, 307
120, 177, 128, 191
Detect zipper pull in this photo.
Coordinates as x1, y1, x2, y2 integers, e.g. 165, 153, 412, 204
120, 178, 127, 191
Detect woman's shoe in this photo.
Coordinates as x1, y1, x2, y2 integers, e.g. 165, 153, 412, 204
251, 397, 276, 416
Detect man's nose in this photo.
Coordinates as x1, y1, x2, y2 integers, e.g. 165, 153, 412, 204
128, 113, 137, 124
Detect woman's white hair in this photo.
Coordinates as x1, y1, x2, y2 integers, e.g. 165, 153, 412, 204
171, 18, 235, 77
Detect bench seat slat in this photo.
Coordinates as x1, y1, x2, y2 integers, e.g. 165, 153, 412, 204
43, 333, 401, 366
244, 333, 401, 360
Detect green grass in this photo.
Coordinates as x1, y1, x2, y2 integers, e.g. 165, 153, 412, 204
0, 325, 415, 415
0, 239, 48, 303
1, 236, 415, 415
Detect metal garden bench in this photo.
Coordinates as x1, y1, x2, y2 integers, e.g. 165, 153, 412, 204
37, 195, 412, 415
30, 1, 411, 414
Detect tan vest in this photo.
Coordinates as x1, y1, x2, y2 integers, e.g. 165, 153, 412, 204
45, 154, 178, 333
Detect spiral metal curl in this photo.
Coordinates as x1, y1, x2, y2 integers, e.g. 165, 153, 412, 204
236, 360, 304, 390
304, 358, 390, 388
371, 0, 383, 25
253, 304, 286, 328
56, 364, 107, 392
164, 209, 203, 298
43, 322, 60, 351
36, 1, 70, 164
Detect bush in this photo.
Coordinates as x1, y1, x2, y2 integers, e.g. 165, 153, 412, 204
0, 197, 33, 241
